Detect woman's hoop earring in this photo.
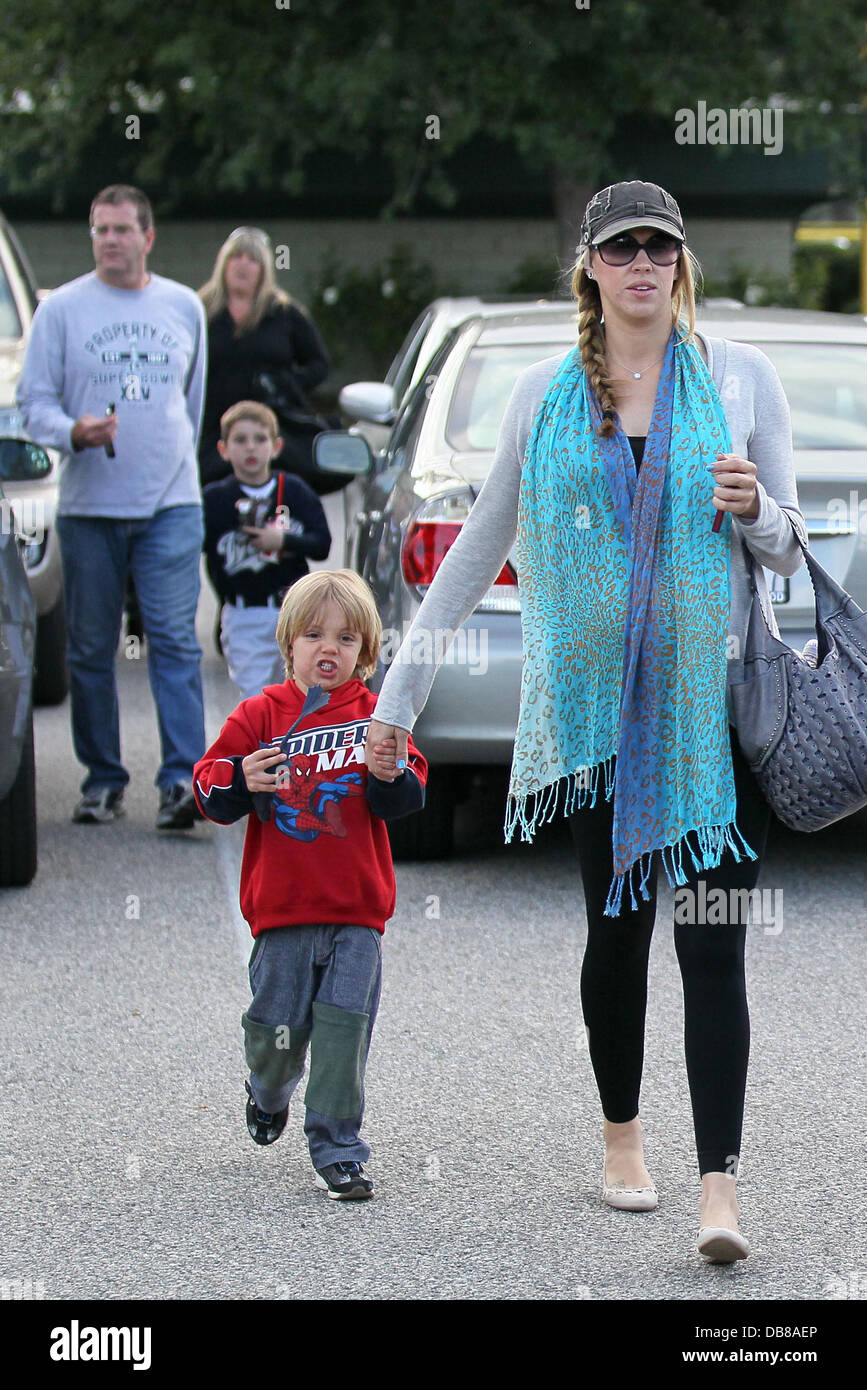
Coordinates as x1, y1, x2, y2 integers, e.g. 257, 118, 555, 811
586, 269, 594, 280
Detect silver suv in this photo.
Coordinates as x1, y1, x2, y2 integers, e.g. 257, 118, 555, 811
325, 301, 867, 859
0, 211, 67, 705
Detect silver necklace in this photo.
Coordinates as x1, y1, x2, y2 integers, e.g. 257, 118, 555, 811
608, 351, 665, 381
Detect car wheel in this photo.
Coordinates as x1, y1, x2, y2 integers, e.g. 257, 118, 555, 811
33, 592, 69, 706
387, 765, 455, 861
0, 708, 37, 887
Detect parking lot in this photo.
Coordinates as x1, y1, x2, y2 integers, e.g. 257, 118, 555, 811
0, 580, 864, 1308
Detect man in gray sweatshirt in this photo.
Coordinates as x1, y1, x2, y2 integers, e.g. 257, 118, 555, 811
17, 184, 208, 830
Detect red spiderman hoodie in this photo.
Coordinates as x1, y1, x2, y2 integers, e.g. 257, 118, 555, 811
194, 678, 427, 936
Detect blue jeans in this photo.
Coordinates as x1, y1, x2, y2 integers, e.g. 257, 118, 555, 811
56, 506, 206, 793
243, 924, 382, 1169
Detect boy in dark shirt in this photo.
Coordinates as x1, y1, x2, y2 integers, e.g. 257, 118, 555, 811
203, 401, 331, 699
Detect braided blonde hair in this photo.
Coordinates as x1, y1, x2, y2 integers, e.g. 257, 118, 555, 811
569, 246, 702, 437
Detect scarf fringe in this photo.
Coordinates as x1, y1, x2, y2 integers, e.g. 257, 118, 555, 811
503, 767, 758, 922
603, 818, 758, 918
504, 756, 615, 844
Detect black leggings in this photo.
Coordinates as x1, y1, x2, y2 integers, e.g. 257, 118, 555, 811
568, 735, 772, 1176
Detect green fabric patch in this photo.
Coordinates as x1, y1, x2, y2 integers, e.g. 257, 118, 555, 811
304, 1001, 369, 1119
241, 1011, 310, 1091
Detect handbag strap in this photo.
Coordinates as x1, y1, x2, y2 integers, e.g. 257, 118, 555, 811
257, 367, 321, 421
737, 516, 859, 663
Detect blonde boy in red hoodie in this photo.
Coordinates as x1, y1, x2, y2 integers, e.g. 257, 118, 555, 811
194, 569, 427, 1199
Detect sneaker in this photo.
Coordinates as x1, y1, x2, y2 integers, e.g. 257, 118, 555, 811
155, 782, 201, 830
314, 1161, 374, 1200
244, 1080, 289, 1146
72, 788, 125, 824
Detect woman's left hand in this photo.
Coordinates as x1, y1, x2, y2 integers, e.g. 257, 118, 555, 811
710, 453, 760, 521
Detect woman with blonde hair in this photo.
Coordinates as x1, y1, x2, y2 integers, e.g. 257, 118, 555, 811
198, 226, 331, 487
365, 181, 807, 1263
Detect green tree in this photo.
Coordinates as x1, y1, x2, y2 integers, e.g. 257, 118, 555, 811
0, 0, 864, 257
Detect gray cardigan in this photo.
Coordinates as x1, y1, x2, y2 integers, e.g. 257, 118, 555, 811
374, 334, 807, 733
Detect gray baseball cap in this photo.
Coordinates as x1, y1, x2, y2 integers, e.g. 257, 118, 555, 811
578, 181, 685, 254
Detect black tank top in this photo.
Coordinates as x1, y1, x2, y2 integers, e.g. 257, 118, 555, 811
628, 435, 646, 470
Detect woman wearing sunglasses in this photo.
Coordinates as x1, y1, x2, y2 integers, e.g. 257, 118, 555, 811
366, 181, 806, 1263
197, 227, 332, 489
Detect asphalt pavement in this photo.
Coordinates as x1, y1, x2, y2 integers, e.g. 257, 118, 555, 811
0, 578, 865, 1307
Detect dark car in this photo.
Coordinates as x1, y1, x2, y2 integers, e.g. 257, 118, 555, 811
0, 439, 41, 885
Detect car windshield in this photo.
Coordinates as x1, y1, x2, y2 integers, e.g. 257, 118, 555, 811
0, 257, 22, 339
447, 340, 867, 452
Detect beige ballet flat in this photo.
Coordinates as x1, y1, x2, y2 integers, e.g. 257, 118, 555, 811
697, 1226, 750, 1263
602, 1162, 659, 1212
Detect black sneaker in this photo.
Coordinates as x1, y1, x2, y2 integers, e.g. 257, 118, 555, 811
245, 1080, 289, 1146
314, 1161, 374, 1200
72, 788, 125, 824
155, 782, 201, 830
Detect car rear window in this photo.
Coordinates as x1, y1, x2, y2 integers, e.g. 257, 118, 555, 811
751, 343, 867, 450
447, 345, 566, 450
448, 339, 867, 453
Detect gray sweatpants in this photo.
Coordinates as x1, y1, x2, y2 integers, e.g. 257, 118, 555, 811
243, 923, 382, 1169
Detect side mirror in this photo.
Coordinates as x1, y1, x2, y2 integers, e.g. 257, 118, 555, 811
313, 431, 373, 476
0, 437, 52, 482
338, 381, 396, 425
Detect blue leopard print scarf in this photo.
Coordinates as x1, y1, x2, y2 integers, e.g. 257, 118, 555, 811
504, 331, 755, 914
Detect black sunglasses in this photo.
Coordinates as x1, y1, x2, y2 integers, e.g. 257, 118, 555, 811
595, 232, 682, 266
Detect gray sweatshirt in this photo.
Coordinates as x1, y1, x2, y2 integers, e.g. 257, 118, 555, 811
17, 271, 207, 517
374, 334, 807, 733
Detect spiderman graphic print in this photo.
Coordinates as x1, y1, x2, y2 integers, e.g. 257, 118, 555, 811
193, 678, 428, 934
270, 751, 365, 841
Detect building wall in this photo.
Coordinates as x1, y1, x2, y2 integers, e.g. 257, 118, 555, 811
13, 214, 798, 388
16, 215, 797, 299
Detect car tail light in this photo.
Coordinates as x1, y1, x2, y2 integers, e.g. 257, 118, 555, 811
401, 492, 520, 612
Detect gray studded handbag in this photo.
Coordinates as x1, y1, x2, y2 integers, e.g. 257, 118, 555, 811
728, 533, 867, 831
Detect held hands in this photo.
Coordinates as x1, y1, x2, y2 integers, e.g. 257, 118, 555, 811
245, 721, 409, 794
365, 719, 410, 783
245, 723, 409, 793
242, 746, 286, 792
710, 453, 759, 521
72, 413, 118, 451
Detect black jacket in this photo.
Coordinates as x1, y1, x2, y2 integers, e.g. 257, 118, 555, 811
202, 470, 331, 606
199, 301, 330, 484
